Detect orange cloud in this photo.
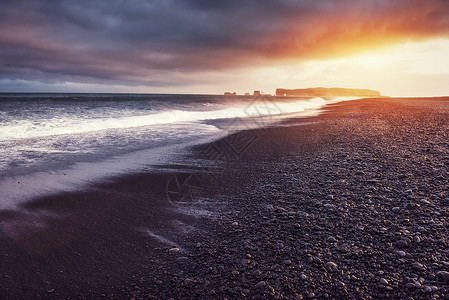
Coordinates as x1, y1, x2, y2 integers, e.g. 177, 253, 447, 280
259, 0, 449, 61
0, 0, 448, 89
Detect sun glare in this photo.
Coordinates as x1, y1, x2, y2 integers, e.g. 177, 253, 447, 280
250, 38, 449, 97
339, 38, 449, 73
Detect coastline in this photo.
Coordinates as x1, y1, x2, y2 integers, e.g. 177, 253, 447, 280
1, 97, 449, 298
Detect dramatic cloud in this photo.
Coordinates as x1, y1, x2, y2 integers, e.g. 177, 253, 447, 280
0, 0, 449, 90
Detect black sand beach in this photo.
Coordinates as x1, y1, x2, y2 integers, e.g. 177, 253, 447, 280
1, 98, 449, 299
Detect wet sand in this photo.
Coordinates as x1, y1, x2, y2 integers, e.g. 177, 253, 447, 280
1, 97, 449, 299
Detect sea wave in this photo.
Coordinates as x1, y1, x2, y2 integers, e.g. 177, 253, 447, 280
0, 97, 350, 142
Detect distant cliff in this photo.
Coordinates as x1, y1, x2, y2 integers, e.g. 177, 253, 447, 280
276, 87, 382, 97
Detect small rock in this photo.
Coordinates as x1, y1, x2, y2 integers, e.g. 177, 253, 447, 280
396, 251, 406, 258
312, 257, 323, 264
336, 281, 345, 288
241, 259, 250, 266
413, 236, 421, 243
232, 270, 240, 276
423, 286, 432, 293
276, 242, 284, 249
392, 207, 400, 213
299, 273, 307, 280
436, 271, 449, 282
298, 211, 309, 217
430, 286, 439, 292
207, 289, 216, 295
326, 261, 338, 271
397, 240, 408, 248
255, 281, 266, 289
324, 204, 335, 210
177, 256, 188, 262
420, 199, 430, 205
412, 262, 424, 270
327, 236, 337, 243
231, 222, 239, 227
168, 247, 180, 254
405, 282, 415, 289
380, 278, 389, 286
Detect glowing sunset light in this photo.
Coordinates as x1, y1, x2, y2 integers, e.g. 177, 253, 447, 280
0, 0, 448, 96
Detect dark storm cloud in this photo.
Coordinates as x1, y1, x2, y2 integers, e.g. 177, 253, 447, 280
0, 0, 449, 88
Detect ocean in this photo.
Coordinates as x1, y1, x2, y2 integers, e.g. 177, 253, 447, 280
0, 93, 351, 208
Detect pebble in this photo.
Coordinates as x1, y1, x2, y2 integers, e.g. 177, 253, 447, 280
168, 247, 180, 254
276, 242, 284, 249
177, 256, 188, 262
255, 281, 266, 289
312, 257, 323, 264
412, 262, 424, 270
298, 211, 309, 217
396, 250, 406, 258
397, 240, 408, 248
327, 236, 337, 243
405, 282, 415, 289
420, 199, 431, 205
207, 289, 216, 295
324, 204, 335, 210
231, 222, 239, 227
436, 271, 449, 281
326, 261, 338, 272
380, 278, 389, 286
392, 207, 400, 212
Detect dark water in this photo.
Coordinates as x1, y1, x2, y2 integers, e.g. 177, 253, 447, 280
0, 93, 349, 208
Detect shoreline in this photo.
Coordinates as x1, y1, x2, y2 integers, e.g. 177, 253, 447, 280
1, 97, 449, 298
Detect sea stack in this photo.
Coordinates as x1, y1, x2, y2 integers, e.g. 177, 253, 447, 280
276, 87, 382, 97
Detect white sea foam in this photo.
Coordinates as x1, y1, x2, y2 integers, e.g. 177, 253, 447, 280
0, 97, 353, 142
0, 94, 357, 209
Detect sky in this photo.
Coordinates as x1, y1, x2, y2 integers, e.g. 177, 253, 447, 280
1, 0, 449, 96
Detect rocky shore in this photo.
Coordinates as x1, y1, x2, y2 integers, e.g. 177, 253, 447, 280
1, 98, 448, 299
129, 98, 449, 299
